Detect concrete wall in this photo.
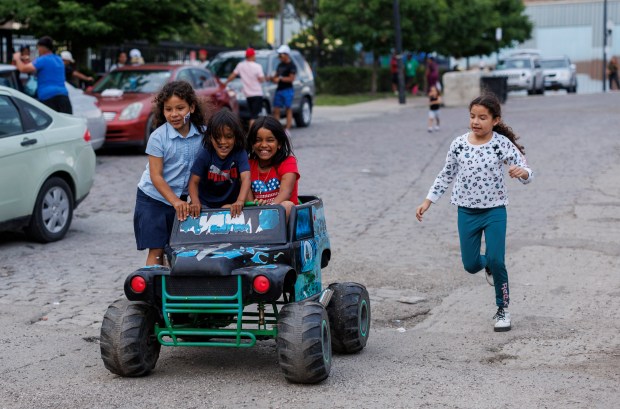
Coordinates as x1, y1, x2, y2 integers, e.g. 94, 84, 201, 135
442, 71, 482, 107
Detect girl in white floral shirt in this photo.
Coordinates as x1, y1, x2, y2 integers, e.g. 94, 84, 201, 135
416, 93, 533, 332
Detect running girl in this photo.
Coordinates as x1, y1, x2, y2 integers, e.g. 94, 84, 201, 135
416, 93, 533, 332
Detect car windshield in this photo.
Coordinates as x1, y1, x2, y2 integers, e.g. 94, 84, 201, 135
540, 59, 568, 69
93, 70, 171, 93
497, 58, 532, 70
170, 207, 287, 246
209, 55, 269, 78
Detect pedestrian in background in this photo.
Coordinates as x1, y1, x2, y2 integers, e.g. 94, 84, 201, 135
61, 51, 94, 87
129, 49, 144, 65
416, 93, 533, 333
134, 81, 205, 266
223, 47, 265, 129
607, 56, 619, 90
425, 56, 439, 93
427, 85, 441, 132
405, 53, 419, 95
390, 50, 399, 95
109, 51, 127, 71
271, 45, 297, 136
12, 36, 72, 114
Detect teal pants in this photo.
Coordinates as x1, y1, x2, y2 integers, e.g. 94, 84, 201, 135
457, 206, 509, 308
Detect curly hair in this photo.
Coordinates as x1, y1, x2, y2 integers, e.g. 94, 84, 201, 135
152, 80, 207, 133
247, 116, 294, 166
470, 93, 525, 154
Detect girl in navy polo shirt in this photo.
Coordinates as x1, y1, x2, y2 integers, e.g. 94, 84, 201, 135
134, 81, 205, 266
188, 110, 251, 218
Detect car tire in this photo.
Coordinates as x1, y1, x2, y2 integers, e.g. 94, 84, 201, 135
293, 97, 312, 128
143, 114, 156, 151
25, 177, 74, 243
100, 298, 161, 377
277, 301, 331, 384
326, 282, 371, 354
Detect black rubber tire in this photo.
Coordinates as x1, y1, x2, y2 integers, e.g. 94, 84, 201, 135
276, 301, 331, 384
100, 298, 161, 377
327, 282, 371, 354
26, 177, 74, 243
293, 97, 312, 128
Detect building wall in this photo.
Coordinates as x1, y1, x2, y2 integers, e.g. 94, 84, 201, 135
521, 0, 620, 82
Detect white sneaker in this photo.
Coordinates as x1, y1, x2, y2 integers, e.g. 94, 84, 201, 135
427, 127, 433, 133
434, 125, 440, 131
493, 307, 511, 332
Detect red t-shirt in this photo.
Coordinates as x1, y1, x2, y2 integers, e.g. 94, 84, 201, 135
249, 156, 300, 204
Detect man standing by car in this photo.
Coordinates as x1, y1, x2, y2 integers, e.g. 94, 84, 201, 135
271, 45, 296, 135
223, 48, 265, 128
12, 36, 72, 114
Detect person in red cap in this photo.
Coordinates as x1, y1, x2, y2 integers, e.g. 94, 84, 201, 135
223, 48, 265, 128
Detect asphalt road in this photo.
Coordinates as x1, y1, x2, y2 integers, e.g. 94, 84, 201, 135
1, 92, 619, 408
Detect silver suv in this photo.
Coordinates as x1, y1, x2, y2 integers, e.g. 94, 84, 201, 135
540, 56, 577, 93
209, 49, 315, 127
494, 54, 545, 95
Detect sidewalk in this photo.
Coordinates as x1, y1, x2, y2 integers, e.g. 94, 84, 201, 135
313, 94, 427, 123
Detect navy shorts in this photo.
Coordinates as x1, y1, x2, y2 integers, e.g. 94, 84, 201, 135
247, 96, 263, 119
273, 88, 294, 109
134, 188, 177, 250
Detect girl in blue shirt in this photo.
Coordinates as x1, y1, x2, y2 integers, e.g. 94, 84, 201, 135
134, 81, 206, 266
188, 109, 251, 218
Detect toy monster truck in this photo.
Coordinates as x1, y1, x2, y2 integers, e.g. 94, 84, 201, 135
100, 196, 370, 384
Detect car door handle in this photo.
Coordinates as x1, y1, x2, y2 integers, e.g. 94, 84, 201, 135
21, 137, 38, 146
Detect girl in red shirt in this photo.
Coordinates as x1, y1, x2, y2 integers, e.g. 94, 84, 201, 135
246, 116, 299, 218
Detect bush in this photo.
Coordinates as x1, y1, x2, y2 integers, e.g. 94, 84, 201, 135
316, 66, 393, 94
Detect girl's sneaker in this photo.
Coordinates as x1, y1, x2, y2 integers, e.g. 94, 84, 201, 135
427, 127, 433, 133
493, 307, 511, 332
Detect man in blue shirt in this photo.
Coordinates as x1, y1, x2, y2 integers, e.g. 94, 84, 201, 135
12, 36, 72, 114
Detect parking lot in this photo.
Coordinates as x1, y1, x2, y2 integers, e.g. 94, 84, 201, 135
1, 91, 619, 408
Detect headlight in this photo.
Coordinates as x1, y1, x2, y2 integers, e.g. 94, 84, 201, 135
119, 102, 143, 120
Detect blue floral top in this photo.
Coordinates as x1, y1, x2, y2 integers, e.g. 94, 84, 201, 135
426, 132, 533, 208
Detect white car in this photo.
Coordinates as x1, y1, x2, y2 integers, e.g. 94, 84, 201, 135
540, 56, 578, 93
0, 85, 96, 242
494, 54, 545, 95
0, 64, 106, 150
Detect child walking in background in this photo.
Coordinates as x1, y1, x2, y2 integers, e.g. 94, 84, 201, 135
415, 93, 533, 332
188, 110, 251, 218
246, 116, 300, 218
134, 81, 205, 266
427, 85, 441, 132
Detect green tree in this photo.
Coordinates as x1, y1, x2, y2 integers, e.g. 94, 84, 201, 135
434, 0, 532, 60
1, 0, 263, 60
318, 0, 443, 92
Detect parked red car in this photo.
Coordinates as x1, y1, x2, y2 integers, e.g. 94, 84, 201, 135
88, 64, 238, 147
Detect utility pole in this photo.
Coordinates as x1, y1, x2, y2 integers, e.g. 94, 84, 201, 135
603, 0, 608, 92
280, 0, 285, 46
393, 0, 406, 104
